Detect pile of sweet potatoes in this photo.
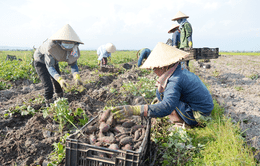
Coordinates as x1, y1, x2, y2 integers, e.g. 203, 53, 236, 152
76, 109, 147, 153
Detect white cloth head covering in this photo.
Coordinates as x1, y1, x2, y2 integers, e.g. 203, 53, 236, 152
105, 43, 116, 53
140, 42, 190, 69
49, 24, 84, 44
171, 11, 189, 21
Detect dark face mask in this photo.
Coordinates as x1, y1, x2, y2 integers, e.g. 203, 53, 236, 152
177, 19, 182, 24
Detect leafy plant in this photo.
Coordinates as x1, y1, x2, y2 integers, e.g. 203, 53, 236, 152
43, 98, 88, 132
6, 104, 38, 118
212, 69, 220, 77
0, 81, 11, 90
48, 133, 70, 165
121, 76, 156, 99
151, 117, 203, 165
247, 73, 259, 80
234, 86, 244, 91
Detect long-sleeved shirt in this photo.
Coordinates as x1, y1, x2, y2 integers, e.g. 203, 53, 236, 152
148, 64, 213, 121
172, 30, 180, 48
34, 39, 79, 80
179, 21, 193, 48
97, 45, 111, 61
137, 48, 151, 67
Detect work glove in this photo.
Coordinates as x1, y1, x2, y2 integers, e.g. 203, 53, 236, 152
111, 105, 145, 120
188, 41, 193, 48
151, 97, 159, 105
73, 73, 83, 86
57, 77, 69, 91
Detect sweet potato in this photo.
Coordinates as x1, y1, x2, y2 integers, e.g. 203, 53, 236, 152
106, 132, 115, 137
130, 124, 144, 133
83, 125, 97, 134
99, 122, 110, 133
98, 135, 116, 144
99, 109, 111, 122
108, 144, 119, 150
133, 128, 142, 141
134, 141, 142, 150
106, 114, 116, 127
116, 119, 128, 124
116, 134, 129, 142
136, 128, 145, 142
113, 125, 127, 133
94, 141, 102, 147
122, 121, 136, 128
122, 144, 132, 151
119, 136, 133, 146
89, 134, 96, 145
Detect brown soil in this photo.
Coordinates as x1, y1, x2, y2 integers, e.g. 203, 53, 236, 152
0, 55, 259, 165
193, 55, 260, 160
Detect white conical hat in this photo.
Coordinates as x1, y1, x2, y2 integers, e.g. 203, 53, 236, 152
168, 23, 179, 33
105, 43, 116, 53
171, 11, 189, 21
140, 42, 190, 69
49, 24, 84, 44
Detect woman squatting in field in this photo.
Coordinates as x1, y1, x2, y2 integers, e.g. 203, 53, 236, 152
33, 24, 84, 106
111, 42, 214, 129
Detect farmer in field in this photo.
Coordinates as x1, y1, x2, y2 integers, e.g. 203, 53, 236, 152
168, 23, 187, 69
97, 43, 116, 67
33, 24, 84, 106
111, 42, 214, 129
172, 11, 193, 70
168, 23, 180, 48
137, 48, 151, 67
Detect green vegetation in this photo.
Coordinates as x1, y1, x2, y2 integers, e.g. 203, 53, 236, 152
220, 52, 260, 56
60, 50, 137, 69
234, 86, 244, 91
0, 51, 39, 84
1, 50, 258, 165
121, 76, 157, 100
43, 98, 88, 132
0, 50, 137, 90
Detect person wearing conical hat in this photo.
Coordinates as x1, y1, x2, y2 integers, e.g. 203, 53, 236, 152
33, 24, 84, 106
168, 23, 180, 48
137, 48, 151, 67
168, 24, 187, 69
172, 11, 193, 70
97, 43, 116, 67
109, 42, 213, 129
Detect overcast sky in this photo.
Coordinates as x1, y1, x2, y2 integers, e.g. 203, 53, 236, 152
0, 0, 259, 51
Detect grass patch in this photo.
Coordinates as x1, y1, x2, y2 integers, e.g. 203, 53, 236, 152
220, 52, 260, 56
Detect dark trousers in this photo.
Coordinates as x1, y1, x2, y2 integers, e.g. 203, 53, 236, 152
34, 61, 62, 100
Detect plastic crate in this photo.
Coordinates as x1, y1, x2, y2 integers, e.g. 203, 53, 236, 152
66, 116, 151, 166
184, 47, 219, 60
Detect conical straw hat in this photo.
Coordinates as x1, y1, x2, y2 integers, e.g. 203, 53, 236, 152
171, 11, 189, 21
49, 24, 84, 44
168, 23, 179, 33
105, 43, 116, 53
140, 42, 190, 69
